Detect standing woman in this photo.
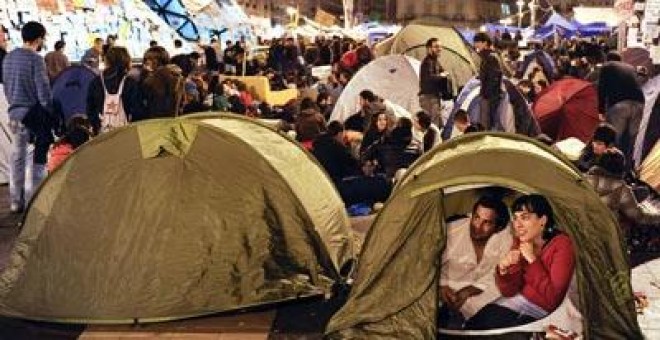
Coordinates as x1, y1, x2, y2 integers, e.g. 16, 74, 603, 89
87, 46, 142, 134
464, 194, 576, 329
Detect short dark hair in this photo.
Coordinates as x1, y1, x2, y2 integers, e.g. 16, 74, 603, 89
606, 51, 622, 62
327, 121, 344, 137
54, 40, 65, 50
21, 21, 46, 43
359, 90, 376, 103
464, 123, 484, 133
512, 194, 556, 239
426, 37, 438, 48
174, 39, 183, 48
149, 40, 158, 47
596, 149, 626, 177
455, 109, 469, 124
415, 111, 432, 129
592, 123, 617, 146
473, 195, 510, 232
300, 97, 317, 111
473, 32, 492, 46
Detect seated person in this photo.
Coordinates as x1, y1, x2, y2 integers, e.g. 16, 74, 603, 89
577, 123, 617, 172
586, 149, 660, 226
413, 111, 442, 153
439, 195, 512, 328
465, 194, 576, 330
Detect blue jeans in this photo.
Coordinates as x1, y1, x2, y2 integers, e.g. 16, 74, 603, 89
9, 119, 46, 209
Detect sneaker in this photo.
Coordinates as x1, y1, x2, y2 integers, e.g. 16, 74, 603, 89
9, 204, 24, 214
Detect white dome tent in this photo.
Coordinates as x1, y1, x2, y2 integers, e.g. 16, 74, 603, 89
330, 55, 421, 123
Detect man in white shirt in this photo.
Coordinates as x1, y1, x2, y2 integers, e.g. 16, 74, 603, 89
439, 195, 513, 328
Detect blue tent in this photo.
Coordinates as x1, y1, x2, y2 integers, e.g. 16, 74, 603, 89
52, 66, 98, 123
542, 12, 576, 31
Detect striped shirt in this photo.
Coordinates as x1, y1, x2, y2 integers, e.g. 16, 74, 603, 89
2, 47, 51, 120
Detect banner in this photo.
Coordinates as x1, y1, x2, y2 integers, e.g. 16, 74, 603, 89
36, 0, 58, 12
343, 0, 353, 29
315, 8, 336, 28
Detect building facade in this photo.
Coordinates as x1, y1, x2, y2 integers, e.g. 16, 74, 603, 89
395, 0, 511, 27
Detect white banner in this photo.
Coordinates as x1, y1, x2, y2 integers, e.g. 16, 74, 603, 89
614, 0, 635, 21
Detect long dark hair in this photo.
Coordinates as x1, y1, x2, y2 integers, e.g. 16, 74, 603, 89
512, 194, 559, 241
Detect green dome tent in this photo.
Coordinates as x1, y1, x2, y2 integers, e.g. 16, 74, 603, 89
326, 132, 641, 339
373, 21, 480, 96
0, 114, 354, 323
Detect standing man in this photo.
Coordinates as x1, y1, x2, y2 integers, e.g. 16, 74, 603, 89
81, 37, 103, 71
419, 38, 451, 127
473, 33, 503, 131
2, 21, 52, 213
439, 195, 512, 328
44, 40, 70, 81
597, 60, 645, 170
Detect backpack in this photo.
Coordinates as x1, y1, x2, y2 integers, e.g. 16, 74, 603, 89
100, 75, 128, 133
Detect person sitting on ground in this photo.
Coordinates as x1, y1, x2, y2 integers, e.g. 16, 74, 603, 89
577, 123, 617, 172
413, 111, 442, 152
370, 117, 420, 179
464, 123, 485, 134
295, 97, 327, 148
465, 194, 576, 330
47, 116, 92, 173
344, 89, 377, 132
439, 195, 513, 329
586, 149, 660, 226
448, 109, 471, 139
359, 109, 395, 158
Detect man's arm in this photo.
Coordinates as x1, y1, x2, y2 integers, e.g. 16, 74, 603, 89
34, 57, 52, 110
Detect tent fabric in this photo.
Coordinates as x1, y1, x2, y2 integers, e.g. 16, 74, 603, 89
144, 0, 200, 41
330, 55, 421, 123
372, 23, 480, 96
634, 75, 660, 167
0, 85, 11, 184
441, 77, 541, 140
517, 49, 557, 83
533, 78, 600, 143
641, 141, 660, 191
52, 66, 98, 123
326, 132, 642, 339
542, 13, 577, 31
0, 114, 353, 323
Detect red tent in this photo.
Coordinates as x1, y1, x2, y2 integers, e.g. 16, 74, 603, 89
533, 78, 600, 143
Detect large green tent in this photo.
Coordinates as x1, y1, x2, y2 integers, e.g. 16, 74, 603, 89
326, 132, 642, 339
373, 21, 480, 95
0, 113, 354, 323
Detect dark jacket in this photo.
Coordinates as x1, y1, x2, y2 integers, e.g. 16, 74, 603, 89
586, 166, 660, 225
140, 65, 184, 119
87, 70, 143, 134
478, 49, 503, 99
312, 133, 361, 183
598, 61, 645, 113
0, 47, 6, 84
295, 108, 327, 142
419, 54, 450, 98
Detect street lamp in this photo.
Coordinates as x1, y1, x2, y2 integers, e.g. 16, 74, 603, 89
516, 0, 525, 28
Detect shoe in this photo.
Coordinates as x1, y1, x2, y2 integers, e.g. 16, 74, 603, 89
9, 204, 24, 214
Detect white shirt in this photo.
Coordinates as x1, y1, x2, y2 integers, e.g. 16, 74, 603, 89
441, 216, 513, 318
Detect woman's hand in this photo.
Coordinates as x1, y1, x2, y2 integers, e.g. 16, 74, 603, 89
498, 249, 521, 274
519, 242, 537, 263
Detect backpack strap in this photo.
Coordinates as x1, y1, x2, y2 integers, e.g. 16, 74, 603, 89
116, 75, 127, 95
99, 75, 110, 96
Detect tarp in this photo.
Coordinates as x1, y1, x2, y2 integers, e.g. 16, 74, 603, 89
52, 66, 97, 123
634, 75, 660, 168
516, 49, 557, 83
330, 55, 421, 123
532, 78, 600, 143
441, 77, 541, 140
326, 132, 642, 339
0, 114, 354, 323
542, 12, 577, 31
373, 22, 480, 95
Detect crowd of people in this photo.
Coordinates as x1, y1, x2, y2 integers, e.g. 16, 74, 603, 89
0, 16, 659, 336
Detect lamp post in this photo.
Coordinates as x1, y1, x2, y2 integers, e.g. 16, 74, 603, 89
516, 0, 525, 28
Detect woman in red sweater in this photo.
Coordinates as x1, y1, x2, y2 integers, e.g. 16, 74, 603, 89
464, 194, 576, 330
